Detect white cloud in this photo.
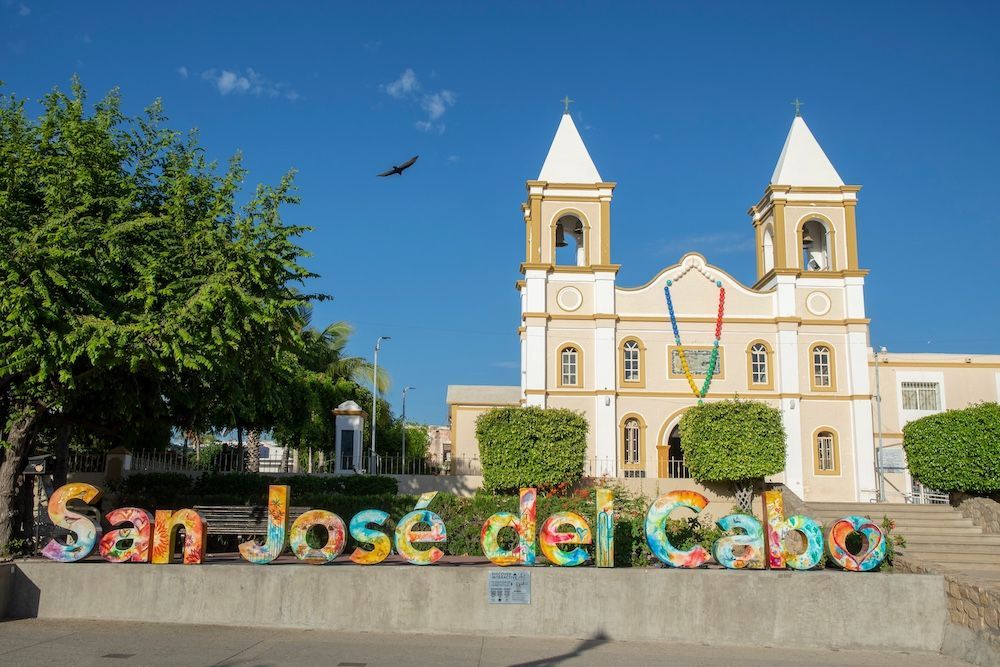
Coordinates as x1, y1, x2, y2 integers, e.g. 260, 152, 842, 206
447, 155, 461, 163
384, 68, 418, 99
200, 67, 300, 101
18, 3, 29, 16
177, 66, 188, 79
382, 68, 457, 133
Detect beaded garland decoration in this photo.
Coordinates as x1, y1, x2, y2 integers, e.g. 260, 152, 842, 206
663, 273, 726, 404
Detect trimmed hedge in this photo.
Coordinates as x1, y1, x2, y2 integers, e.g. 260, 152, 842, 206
903, 402, 1000, 493
476, 406, 588, 493
679, 399, 786, 483
112, 472, 398, 509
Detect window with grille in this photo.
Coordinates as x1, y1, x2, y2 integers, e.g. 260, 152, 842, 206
623, 340, 640, 382
560, 347, 578, 386
750, 343, 768, 385
812, 346, 832, 388
624, 418, 640, 465
816, 431, 836, 472
901, 382, 940, 411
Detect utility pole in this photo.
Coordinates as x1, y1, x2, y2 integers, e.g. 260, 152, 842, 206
401, 386, 415, 473
874, 345, 887, 502
371, 336, 390, 473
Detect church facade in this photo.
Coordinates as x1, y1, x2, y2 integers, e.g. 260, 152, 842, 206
447, 111, 1000, 503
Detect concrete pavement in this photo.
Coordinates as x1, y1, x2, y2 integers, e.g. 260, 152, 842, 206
0, 619, 975, 666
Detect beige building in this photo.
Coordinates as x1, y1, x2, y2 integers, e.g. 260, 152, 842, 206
425, 425, 453, 462
448, 110, 1000, 503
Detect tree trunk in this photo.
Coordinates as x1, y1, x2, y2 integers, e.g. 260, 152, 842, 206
236, 427, 244, 472
246, 429, 261, 473
53, 423, 71, 489
0, 410, 41, 547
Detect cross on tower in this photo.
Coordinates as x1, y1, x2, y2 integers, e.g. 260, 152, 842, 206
791, 98, 804, 117
562, 96, 574, 114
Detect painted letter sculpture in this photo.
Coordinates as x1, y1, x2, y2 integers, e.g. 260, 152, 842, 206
40, 483, 888, 572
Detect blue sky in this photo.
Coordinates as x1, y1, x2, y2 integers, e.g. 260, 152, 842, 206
3, 2, 999, 424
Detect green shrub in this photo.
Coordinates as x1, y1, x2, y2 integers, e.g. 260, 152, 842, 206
476, 406, 588, 493
110, 472, 195, 508
113, 472, 398, 509
903, 402, 1000, 493
679, 399, 785, 483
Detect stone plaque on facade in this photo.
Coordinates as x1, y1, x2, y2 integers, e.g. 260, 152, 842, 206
670, 348, 721, 377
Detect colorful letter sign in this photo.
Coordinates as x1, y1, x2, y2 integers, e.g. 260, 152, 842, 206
290, 509, 347, 564
481, 488, 538, 566
394, 492, 447, 565
763, 489, 824, 570
239, 485, 289, 565
39, 483, 887, 572
825, 515, 887, 572
42, 482, 102, 562
99, 507, 153, 563
644, 490, 711, 568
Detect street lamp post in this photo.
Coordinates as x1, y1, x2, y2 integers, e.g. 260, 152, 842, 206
371, 336, 391, 473
401, 386, 415, 474
874, 345, 888, 502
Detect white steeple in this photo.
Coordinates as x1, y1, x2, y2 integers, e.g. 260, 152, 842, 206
538, 113, 602, 183
770, 116, 843, 187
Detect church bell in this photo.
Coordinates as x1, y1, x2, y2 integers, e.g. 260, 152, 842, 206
555, 224, 567, 247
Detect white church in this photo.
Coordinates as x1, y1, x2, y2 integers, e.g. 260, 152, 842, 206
447, 109, 1000, 503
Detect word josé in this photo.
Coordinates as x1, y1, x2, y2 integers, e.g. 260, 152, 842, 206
42, 483, 887, 571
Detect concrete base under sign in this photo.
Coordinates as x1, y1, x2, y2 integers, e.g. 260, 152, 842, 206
1, 560, 949, 652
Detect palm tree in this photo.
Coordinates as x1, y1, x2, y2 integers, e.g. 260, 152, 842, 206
296, 305, 389, 392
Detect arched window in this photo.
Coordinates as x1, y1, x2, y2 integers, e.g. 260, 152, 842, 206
747, 341, 771, 389
554, 214, 586, 267
810, 344, 835, 391
620, 415, 645, 478
558, 345, 581, 387
762, 225, 775, 274
801, 219, 830, 271
623, 341, 640, 381
619, 338, 644, 386
624, 419, 640, 465
664, 425, 690, 479
814, 429, 839, 474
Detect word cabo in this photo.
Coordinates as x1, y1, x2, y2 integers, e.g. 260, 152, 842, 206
42, 483, 888, 571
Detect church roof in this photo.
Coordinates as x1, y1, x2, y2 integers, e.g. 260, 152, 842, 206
446, 385, 521, 406
538, 113, 602, 183
770, 116, 844, 187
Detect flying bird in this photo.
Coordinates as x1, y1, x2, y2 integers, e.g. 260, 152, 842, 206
377, 155, 419, 177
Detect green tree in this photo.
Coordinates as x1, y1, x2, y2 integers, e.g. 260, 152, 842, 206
0, 81, 318, 544
476, 406, 588, 493
679, 399, 786, 509
903, 402, 1000, 494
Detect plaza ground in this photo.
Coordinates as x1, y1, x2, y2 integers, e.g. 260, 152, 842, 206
0, 618, 976, 666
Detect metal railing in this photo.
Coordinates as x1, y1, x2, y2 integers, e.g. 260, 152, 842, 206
369, 454, 481, 476
666, 459, 691, 479
68, 451, 106, 473
130, 449, 247, 473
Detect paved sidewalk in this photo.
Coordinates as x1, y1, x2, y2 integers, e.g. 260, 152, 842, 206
0, 618, 974, 666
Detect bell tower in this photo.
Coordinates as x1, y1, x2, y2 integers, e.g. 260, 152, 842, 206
518, 107, 618, 475
521, 111, 616, 269
749, 112, 864, 286
748, 110, 877, 502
